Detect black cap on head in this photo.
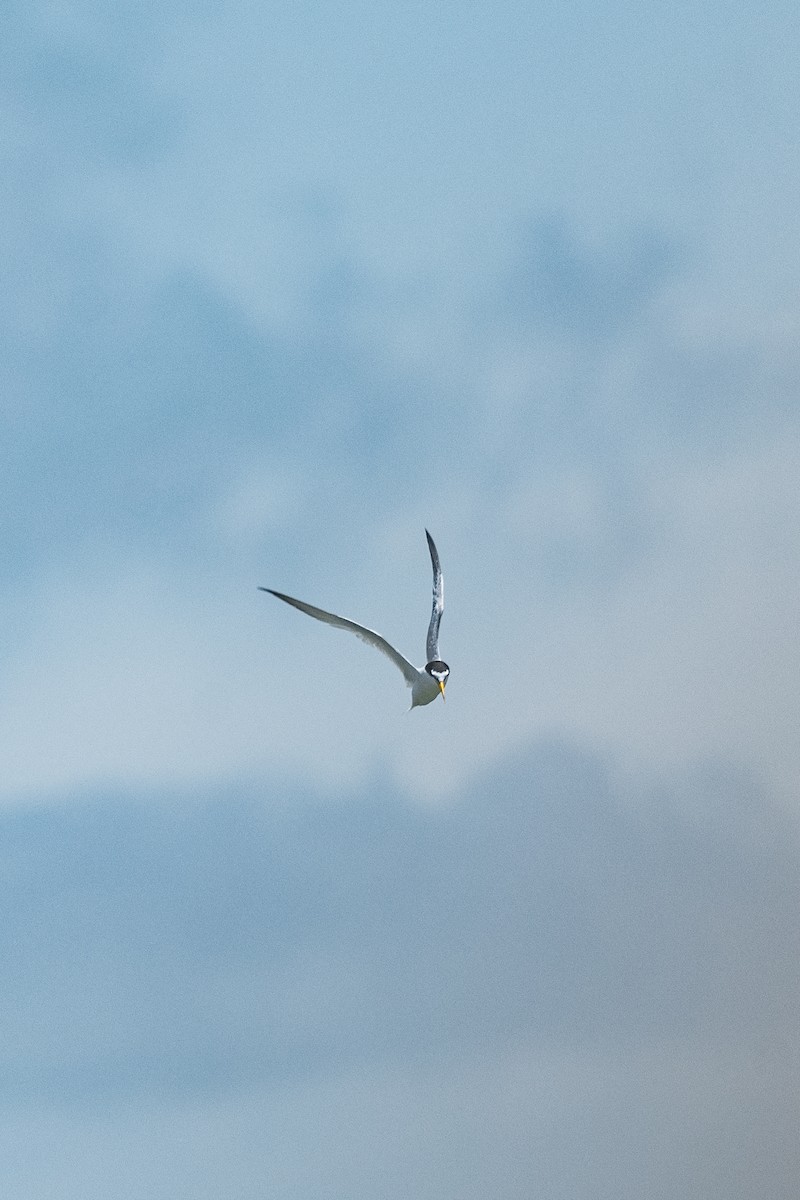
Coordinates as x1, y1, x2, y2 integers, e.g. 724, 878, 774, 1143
425, 660, 450, 679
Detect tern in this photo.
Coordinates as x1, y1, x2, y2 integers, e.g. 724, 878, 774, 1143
260, 530, 449, 707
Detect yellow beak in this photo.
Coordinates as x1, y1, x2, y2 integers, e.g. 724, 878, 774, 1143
438, 680, 446, 701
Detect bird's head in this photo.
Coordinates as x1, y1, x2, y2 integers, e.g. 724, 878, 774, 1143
425, 660, 450, 701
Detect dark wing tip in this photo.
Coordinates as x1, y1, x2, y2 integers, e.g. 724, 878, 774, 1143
425, 530, 441, 572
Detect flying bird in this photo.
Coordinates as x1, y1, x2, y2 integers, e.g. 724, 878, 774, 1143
260, 530, 449, 707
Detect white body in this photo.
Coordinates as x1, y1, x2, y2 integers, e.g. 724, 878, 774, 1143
410, 668, 444, 708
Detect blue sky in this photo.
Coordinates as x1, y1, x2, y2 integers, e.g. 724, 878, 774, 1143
2, 2, 800, 1196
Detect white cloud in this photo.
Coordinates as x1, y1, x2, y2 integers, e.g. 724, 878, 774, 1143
0, 557, 437, 806
2, 428, 799, 810
0, 568, 273, 803
488, 437, 800, 803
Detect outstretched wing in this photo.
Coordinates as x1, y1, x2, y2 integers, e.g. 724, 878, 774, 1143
424, 529, 444, 663
260, 589, 419, 686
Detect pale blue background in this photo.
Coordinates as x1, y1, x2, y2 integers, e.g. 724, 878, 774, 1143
2, 2, 799, 1196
